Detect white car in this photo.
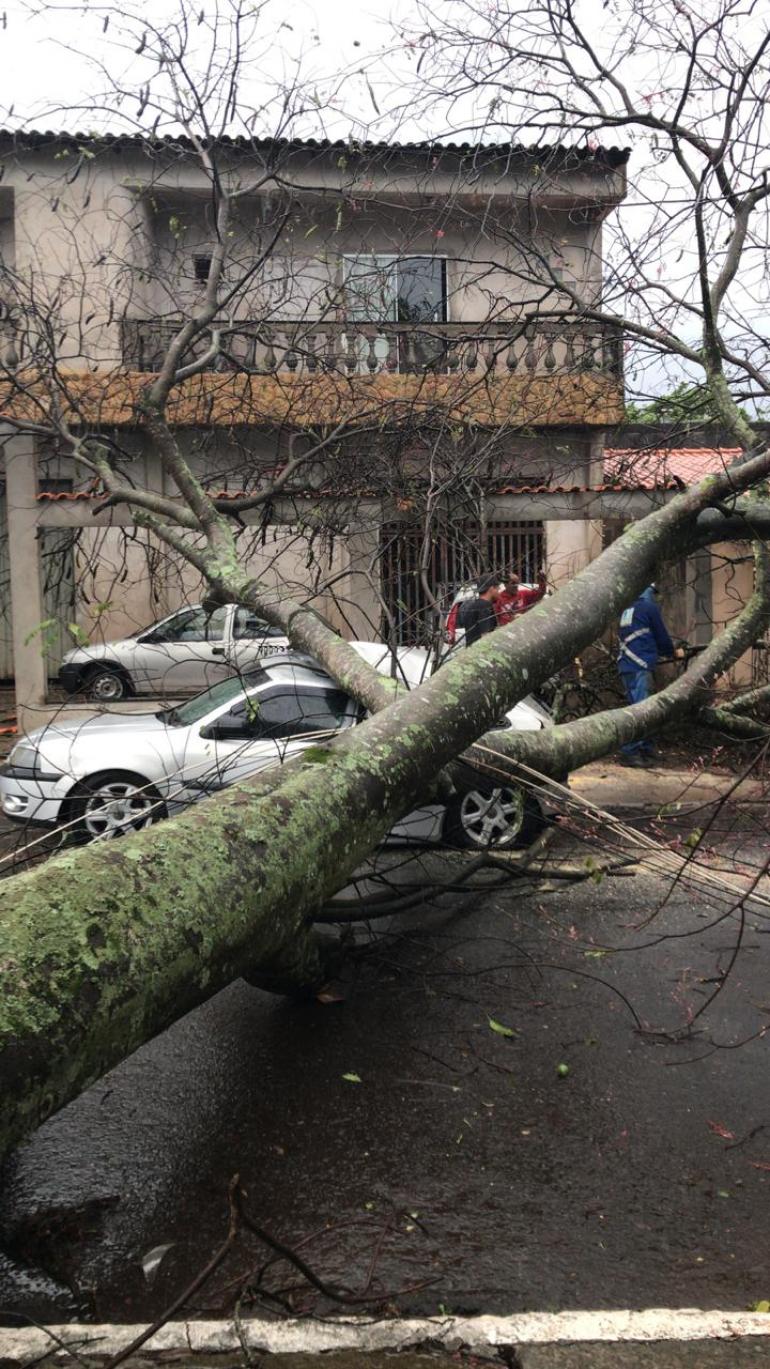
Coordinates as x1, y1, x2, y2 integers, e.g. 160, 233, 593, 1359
2, 644, 552, 850
58, 603, 290, 701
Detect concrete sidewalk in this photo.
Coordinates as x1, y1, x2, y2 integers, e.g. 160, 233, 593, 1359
569, 758, 764, 812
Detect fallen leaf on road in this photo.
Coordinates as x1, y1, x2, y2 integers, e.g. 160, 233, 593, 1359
140, 1243, 175, 1285
749, 1160, 770, 1171
316, 983, 346, 1004
488, 1017, 517, 1038
707, 1119, 736, 1140
342, 1072, 362, 1084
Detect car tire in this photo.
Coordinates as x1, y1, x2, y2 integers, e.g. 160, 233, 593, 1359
85, 665, 132, 702
444, 784, 545, 850
63, 770, 167, 842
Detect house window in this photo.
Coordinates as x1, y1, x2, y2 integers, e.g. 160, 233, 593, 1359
342, 255, 448, 372
193, 254, 212, 285
342, 255, 448, 324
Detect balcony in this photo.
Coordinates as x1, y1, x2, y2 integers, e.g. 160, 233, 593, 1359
82, 317, 623, 429
122, 317, 623, 382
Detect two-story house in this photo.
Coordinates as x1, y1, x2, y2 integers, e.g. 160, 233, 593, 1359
0, 131, 628, 723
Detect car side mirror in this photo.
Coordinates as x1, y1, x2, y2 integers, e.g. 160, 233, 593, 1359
200, 714, 258, 741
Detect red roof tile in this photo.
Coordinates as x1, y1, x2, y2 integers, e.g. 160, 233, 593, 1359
604, 447, 741, 489
35, 449, 740, 505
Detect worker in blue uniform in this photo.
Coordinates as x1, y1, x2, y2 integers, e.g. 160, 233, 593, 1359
617, 585, 684, 766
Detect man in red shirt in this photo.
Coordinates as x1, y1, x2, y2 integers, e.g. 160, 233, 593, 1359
495, 569, 547, 627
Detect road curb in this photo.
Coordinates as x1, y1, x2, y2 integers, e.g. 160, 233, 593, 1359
1, 1311, 770, 1363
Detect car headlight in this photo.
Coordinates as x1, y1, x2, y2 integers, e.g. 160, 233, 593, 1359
8, 742, 44, 770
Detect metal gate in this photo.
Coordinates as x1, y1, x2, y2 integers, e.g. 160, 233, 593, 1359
380, 518, 545, 645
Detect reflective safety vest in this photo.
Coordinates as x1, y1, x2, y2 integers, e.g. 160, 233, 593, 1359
618, 628, 649, 670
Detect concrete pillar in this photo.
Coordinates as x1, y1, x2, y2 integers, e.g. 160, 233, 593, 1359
336, 514, 383, 640
545, 518, 602, 587
688, 547, 714, 646
3, 433, 47, 731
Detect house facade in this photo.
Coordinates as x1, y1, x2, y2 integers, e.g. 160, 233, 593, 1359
0, 131, 630, 724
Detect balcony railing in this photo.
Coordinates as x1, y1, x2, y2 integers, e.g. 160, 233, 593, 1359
121, 318, 624, 381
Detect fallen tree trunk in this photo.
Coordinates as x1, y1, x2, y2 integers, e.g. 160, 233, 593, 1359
2, 466, 770, 1158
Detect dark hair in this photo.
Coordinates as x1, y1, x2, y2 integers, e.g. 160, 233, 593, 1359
478, 573, 499, 595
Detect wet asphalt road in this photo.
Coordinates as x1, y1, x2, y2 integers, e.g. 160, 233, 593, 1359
2, 797, 770, 1326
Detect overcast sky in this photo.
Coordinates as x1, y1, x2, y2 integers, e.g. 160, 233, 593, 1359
1, 0, 765, 408
0, 0, 414, 135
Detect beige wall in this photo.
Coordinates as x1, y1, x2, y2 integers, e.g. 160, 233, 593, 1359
1, 142, 622, 369
145, 196, 602, 327
68, 523, 352, 646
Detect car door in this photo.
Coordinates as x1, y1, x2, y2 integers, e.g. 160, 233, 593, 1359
130, 606, 232, 694
228, 606, 290, 673
190, 682, 356, 794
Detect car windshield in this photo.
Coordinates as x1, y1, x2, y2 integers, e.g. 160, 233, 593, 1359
159, 673, 264, 727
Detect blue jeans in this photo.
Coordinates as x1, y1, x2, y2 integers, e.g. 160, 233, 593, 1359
619, 669, 654, 755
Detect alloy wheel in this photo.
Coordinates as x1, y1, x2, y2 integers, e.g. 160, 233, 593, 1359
458, 786, 525, 847
82, 782, 159, 839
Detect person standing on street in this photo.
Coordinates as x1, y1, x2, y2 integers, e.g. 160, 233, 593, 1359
617, 585, 684, 766
495, 568, 548, 627
456, 573, 501, 647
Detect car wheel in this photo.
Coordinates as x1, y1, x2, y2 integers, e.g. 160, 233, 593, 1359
64, 771, 167, 842
445, 785, 545, 850
85, 665, 131, 702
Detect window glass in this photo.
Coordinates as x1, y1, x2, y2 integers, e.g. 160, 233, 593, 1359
343, 254, 397, 322
154, 606, 227, 643
233, 607, 286, 640
396, 257, 447, 323
168, 676, 262, 727
342, 256, 447, 324
234, 687, 352, 739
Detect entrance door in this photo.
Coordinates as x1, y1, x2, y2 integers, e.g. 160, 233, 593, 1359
380, 519, 545, 645
40, 529, 77, 677
0, 493, 78, 683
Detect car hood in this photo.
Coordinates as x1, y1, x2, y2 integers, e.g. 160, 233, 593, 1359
61, 642, 132, 666
18, 710, 173, 759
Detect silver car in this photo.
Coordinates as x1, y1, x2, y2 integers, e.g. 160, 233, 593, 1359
58, 603, 290, 701
2, 645, 551, 850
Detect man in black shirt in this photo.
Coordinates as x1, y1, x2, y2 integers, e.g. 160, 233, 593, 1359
456, 573, 501, 647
